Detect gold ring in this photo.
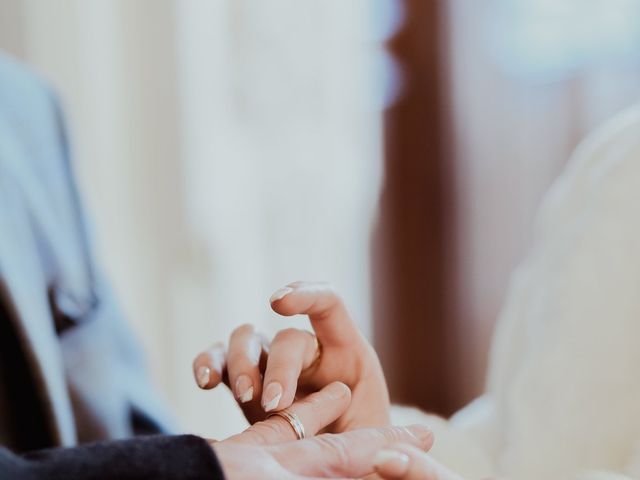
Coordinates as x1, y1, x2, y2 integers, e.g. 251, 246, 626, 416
267, 410, 306, 440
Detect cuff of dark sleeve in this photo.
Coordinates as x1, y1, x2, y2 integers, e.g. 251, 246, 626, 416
23, 434, 224, 480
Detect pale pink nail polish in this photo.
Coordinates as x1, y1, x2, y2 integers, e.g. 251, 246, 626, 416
270, 287, 293, 303
196, 366, 211, 388
262, 382, 283, 411
235, 375, 254, 403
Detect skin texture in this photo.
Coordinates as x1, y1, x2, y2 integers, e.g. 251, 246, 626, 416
195, 281, 464, 478
193, 281, 390, 432
213, 426, 433, 480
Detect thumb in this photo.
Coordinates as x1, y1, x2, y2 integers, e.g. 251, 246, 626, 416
270, 424, 433, 478
373, 443, 465, 480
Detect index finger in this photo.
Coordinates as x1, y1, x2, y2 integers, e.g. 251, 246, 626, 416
271, 424, 434, 478
226, 382, 352, 445
269, 281, 363, 348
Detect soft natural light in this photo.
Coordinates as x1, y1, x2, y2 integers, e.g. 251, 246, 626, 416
486, 0, 640, 81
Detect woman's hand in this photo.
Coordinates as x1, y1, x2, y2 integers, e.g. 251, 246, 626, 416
372, 444, 465, 480
193, 281, 390, 432
210, 381, 434, 479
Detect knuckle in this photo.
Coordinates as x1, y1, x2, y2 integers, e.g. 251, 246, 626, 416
251, 419, 292, 443
314, 434, 351, 472
244, 425, 271, 445
385, 426, 412, 443
265, 365, 295, 384
226, 350, 251, 366
231, 323, 255, 339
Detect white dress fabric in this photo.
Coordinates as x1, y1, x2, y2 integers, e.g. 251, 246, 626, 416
392, 104, 640, 480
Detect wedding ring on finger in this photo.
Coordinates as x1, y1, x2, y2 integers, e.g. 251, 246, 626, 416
267, 410, 306, 440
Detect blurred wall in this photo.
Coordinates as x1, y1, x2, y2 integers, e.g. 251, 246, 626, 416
375, 0, 640, 415
0, 0, 386, 439
448, 0, 640, 406
374, 0, 457, 414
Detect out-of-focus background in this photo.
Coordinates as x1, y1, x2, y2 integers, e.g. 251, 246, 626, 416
1, 0, 639, 439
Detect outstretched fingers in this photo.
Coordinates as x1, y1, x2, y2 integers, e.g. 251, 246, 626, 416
228, 382, 352, 445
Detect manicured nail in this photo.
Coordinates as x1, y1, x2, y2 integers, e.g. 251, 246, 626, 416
235, 375, 254, 403
270, 287, 293, 303
262, 382, 283, 411
373, 449, 410, 476
196, 366, 211, 388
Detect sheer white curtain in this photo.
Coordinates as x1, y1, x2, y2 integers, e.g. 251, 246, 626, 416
0, 0, 384, 439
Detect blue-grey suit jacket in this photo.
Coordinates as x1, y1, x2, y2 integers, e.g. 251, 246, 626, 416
0, 54, 223, 478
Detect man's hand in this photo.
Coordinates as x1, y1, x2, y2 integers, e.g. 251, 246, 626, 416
214, 426, 434, 479
193, 281, 390, 432
207, 379, 433, 478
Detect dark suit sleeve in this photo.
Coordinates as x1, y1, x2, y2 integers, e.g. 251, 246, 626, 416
0, 435, 225, 480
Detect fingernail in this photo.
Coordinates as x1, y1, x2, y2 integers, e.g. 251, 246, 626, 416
373, 449, 410, 476
196, 366, 211, 388
270, 287, 293, 303
262, 382, 283, 411
407, 425, 434, 448
235, 375, 254, 403
326, 381, 351, 399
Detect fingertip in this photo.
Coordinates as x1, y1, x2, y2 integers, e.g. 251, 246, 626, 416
269, 286, 294, 305
269, 281, 336, 315
325, 381, 352, 401
193, 346, 225, 390
376, 443, 444, 479
192, 353, 211, 388
373, 447, 410, 479
327, 382, 352, 418
269, 292, 299, 317
316, 382, 351, 417
405, 424, 434, 451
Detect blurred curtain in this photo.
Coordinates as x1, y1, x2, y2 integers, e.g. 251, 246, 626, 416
0, 0, 387, 439
373, 0, 457, 415
449, 0, 640, 406
375, 0, 640, 415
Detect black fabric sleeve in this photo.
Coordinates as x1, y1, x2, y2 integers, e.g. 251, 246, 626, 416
0, 434, 225, 480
